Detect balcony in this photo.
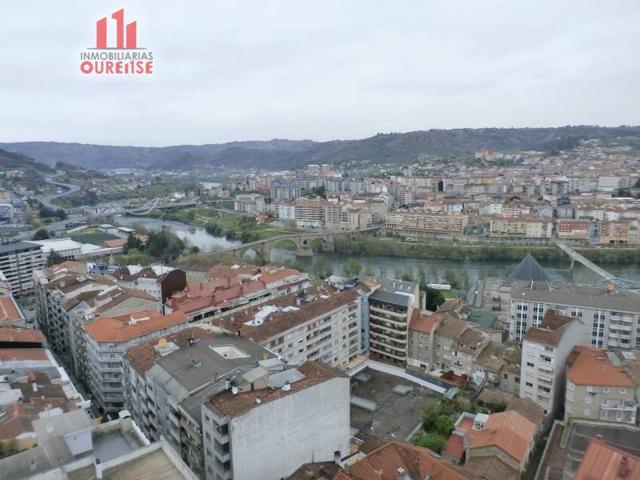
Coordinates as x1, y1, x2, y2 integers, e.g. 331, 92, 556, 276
601, 402, 637, 412
214, 443, 230, 463
538, 363, 553, 373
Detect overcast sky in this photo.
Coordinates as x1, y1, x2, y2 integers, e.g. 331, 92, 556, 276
1, 1, 638, 146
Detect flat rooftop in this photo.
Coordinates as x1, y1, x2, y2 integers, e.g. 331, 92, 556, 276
93, 427, 144, 463
350, 368, 437, 442
102, 449, 186, 480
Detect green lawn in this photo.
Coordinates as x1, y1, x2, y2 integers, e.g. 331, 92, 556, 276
70, 228, 119, 246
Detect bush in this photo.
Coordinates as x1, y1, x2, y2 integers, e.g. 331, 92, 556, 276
424, 287, 445, 311
32, 228, 50, 240
435, 414, 455, 437
414, 432, 447, 453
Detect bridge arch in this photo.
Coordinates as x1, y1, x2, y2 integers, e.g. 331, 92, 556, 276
271, 238, 299, 251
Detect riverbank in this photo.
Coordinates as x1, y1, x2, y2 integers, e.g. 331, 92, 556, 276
331, 236, 640, 265
143, 206, 296, 241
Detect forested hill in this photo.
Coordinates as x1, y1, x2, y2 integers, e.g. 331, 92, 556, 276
2, 125, 639, 171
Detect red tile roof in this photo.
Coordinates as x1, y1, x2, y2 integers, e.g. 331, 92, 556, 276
212, 286, 365, 343
0, 295, 23, 323
335, 442, 469, 480
467, 411, 535, 465
0, 327, 45, 345
409, 310, 441, 334
0, 348, 49, 361
575, 437, 640, 480
567, 346, 636, 388
84, 310, 187, 343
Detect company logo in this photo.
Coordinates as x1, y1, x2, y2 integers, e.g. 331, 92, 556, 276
80, 9, 154, 75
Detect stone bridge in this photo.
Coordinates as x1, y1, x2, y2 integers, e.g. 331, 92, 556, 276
211, 226, 382, 261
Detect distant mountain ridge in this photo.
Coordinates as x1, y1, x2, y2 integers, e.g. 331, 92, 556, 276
1, 125, 639, 171
0, 148, 54, 172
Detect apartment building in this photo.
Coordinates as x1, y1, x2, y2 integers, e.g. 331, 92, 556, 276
33, 268, 160, 377
556, 219, 592, 241
0, 408, 198, 480
211, 284, 368, 368
0, 327, 89, 450
407, 310, 443, 369
202, 361, 350, 480
520, 310, 581, 415
270, 180, 303, 201
368, 279, 419, 364
0, 241, 45, 296
509, 281, 640, 348
293, 198, 326, 228
471, 341, 522, 394
233, 193, 265, 214
489, 216, 552, 238
123, 329, 274, 478
0, 288, 26, 328
432, 315, 498, 379
83, 310, 188, 413
385, 211, 468, 235
166, 266, 310, 322
565, 347, 639, 425
599, 221, 630, 244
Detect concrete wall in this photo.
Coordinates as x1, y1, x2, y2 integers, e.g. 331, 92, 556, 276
227, 377, 350, 480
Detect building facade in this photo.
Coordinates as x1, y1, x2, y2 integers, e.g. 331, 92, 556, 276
565, 347, 639, 425
367, 279, 419, 364
83, 310, 188, 413
202, 361, 350, 480
519, 310, 581, 415
0, 242, 45, 296
509, 282, 640, 348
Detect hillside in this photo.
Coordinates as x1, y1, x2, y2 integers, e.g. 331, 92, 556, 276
0, 148, 54, 172
2, 125, 639, 171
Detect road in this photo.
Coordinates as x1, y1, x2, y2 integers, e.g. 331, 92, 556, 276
6, 175, 86, 241
467, 278, 485, 307
40, 176, 81, 210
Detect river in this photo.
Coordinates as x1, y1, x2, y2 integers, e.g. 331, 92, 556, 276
115, 216, 640, 285
115, 215, 240, 251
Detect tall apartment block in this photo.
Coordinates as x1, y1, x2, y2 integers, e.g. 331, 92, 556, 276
0, 241, 45, 296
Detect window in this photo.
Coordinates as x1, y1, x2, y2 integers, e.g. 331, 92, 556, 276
585, 396, 591, 404
526, 382, 533, 388
603, 387, 609, 393
526, 362, 534, 368
568, 381, 575, 391
620, 387, 626, 394
583, 408, 591, 417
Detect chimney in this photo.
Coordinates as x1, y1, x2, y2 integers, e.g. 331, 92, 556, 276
396, 467, 411, 480
619, 456, 631, 478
